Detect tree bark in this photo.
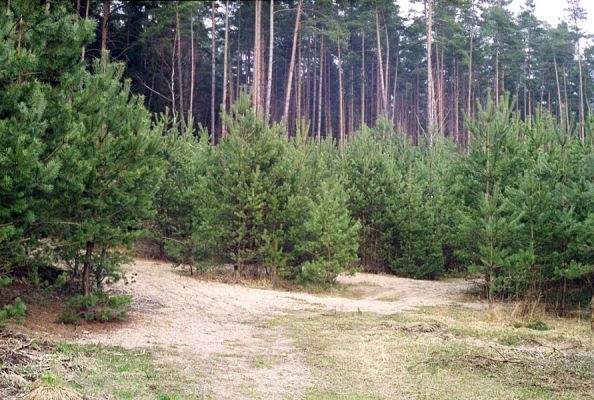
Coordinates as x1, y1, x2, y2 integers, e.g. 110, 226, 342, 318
82, 241, 94, 297
375, 11, 387, 114
222, 0, 229, 137
189, 9, 195, 127
392, 35, 400, 126
283, 0, 303, 136
101, 1, 110, 52
426, 0, 436, 144
337, 36, 344, 148
211, 3, 216, 141
577, 42, 585, 141
317, 37, 324, 142
296, 30, 302, 130
554, 56, 563, 130
467, 30, 473, 150
253, 0, 262, 113
265, 0, 274, 119
175, 1, 185, 129
361, 31, 365, 128
81, 0, 90, 60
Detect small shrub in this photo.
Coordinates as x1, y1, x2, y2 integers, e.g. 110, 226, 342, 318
525, 320, 550, 331
0, 297, 26, 325
59, 291, 132, 324
512, 320, 550, 331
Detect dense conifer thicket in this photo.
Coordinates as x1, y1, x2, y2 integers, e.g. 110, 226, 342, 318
0, 0, 592, 320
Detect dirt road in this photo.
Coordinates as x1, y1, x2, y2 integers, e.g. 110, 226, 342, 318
79, 259, 474, 399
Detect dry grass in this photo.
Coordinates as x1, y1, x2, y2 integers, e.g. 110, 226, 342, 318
264, 305, 594, 399
0, 330, 203, 400
22, 381, 83, 400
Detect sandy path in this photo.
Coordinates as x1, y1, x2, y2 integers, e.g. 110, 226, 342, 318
79, 259, 472, 399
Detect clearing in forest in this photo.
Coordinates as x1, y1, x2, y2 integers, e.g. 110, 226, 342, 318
3, 259, 593, 400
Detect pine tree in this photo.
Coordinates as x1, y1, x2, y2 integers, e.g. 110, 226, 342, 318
51, 60, 163, 296
0, 0, 94, 277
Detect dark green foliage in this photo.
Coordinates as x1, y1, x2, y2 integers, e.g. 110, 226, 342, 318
0, 276, 26, 325
59, 291, 132, 323
0, 0, 93, 276
525, 321, 550, 331
0, 276, 24, 323
1, 0, 592, 314
342, 120, 399, 272
153, 126, 213, 273
1, 1, 162, 296
154, 95, 360, 284
49, 59, 163, 293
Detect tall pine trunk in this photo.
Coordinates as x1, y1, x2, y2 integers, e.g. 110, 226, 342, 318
189, 9, 195, 126
222, 0, 229, 137
265, 0, 274, 119
361, 32, 365, 128
426, 0, 436, 144
175, 2, 185, 128
211, 3, 216, 140
375, 11, 386, 114
317, 37, 324, 142
283, 0, 303, 136
337, 36, 344, 148
252, 0, 262, 114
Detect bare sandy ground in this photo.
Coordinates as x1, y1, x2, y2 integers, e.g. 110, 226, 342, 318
81, 259, 471, 350
77, 259, 475, 399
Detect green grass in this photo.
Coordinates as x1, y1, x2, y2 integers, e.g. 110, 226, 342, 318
2, 340, 210, 400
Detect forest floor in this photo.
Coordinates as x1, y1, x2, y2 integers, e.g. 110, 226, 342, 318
2, 258, 594, 399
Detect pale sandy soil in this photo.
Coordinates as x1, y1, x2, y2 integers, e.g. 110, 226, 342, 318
77, 259, 476, 399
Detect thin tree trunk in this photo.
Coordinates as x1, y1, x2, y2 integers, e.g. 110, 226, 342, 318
577, 42, 585, 141
392, 36, 399, 126
253, 0, 261, 113
384, 17, 390, 115
438, 47, 445, 137
236, 19, 241, 103
189, 10, 195, 127
554, 56, 563, 129
82, 241, 94, 297
494, 48, 499, 106
312, 35, 317, 136
222, 0, 229, 137
211, 3, 216, 140
265, 0, 274, 119
317, 37, 324, 142
283, 0, 303, 136
454, 59, 459, 145
563, 65, 570, 133
338, 36, 345, 148
306, 36, 311, 128
375, 11, 387, 113
361, 32, 365, 128
175, 1, 185, 128
467, 31, 473, 149
349, 66, 354, 135
101, 1, 110, 52
81, 0, 90, 60
426, 0, 436, 144
296, 30, 302, 130
252, 1, 260, 112
171, 30, 177, 121
325, 49, 331, 137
